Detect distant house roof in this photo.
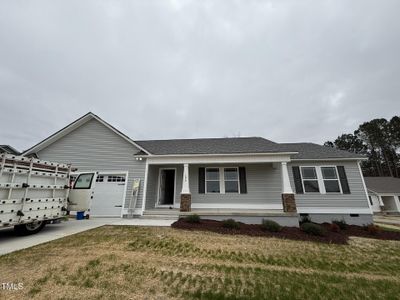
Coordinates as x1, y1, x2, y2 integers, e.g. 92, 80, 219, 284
0, 145, 20, 155
135, 138, 365, 159
364, 177, 400, 194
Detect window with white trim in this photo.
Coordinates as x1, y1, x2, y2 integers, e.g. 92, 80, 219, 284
107, 175, 125, 183
224, 168, 239, 193
321, 167, 341, 193
205, 168, 220, 193
301, 167, 320, 193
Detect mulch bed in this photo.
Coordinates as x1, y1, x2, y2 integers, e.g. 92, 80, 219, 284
171, 219, 400, 245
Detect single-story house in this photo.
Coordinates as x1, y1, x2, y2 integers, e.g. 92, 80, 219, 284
0, 145, 20, 155
364, 177, 400, 214
22, 112, 373, 226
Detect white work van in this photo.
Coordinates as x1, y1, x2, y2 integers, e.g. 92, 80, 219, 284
0, 153, 96, 235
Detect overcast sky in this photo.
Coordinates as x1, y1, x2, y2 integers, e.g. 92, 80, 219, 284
1, 1, 399, 151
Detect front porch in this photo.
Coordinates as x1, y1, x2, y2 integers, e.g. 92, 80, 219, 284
140, 154, 299, 225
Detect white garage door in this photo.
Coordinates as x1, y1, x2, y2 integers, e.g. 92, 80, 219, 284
90, 173, 127, 217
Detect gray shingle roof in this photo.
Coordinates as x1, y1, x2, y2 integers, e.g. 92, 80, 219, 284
135, 137, 285, 155
134, 137, 364, 159
364, 177, 400, 194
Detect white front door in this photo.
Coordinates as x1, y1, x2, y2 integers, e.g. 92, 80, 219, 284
90, 173, 127, 217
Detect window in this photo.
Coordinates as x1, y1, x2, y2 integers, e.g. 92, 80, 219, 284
96, 175, 104, 182
206, 168, 220, 193
301, 167, 319, 193
74, 173, 94, 189
321, 167, 341, 193
224, 168, 239, 193
107, 175, 125, 182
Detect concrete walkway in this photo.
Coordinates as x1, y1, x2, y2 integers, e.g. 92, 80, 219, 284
0, 217, 175, 256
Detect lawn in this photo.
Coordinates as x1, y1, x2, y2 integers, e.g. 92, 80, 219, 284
1, 225, 400, 300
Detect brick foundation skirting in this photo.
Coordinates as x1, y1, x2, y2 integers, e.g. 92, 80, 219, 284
180, 194, 192, 212
282, 193, 297, 213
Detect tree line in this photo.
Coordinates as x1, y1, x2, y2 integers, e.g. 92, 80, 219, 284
324, 116, 400, 177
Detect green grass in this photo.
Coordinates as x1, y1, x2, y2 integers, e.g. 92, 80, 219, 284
0, 226, 399, 299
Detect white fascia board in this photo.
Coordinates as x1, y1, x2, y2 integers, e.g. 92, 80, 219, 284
146, 153, 294, 164
297, 207, 372, 214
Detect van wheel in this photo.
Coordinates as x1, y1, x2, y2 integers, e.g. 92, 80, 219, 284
14, 221, 46, 236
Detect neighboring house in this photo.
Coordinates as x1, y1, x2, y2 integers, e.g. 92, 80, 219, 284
22, 112, 373, 226
0, 145, 19, 155
364, 177, 400, 214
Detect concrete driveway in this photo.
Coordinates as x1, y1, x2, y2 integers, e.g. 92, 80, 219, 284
0, 217, 175, 256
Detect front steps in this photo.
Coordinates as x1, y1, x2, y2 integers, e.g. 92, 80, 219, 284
141, 209, 179, 220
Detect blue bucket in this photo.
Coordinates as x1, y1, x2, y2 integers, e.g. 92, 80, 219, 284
76, 211, 85, 220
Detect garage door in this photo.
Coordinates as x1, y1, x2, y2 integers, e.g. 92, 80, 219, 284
90, 173, 127, 217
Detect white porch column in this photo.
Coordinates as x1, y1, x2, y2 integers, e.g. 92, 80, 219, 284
281, 162, 293, 194
378, 195, 384, 206
181, 163, 190, 194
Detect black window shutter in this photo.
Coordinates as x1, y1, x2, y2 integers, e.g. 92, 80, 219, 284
239, 167, 247, 194
337, 166, 350, 194
198, 167, 205, 194
292, 166, 304, 194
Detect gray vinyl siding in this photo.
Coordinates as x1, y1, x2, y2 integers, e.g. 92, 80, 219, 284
36, 118, 146, 210
191, 164, 281, 206
288, 161, 369, 209
145, 165, 183, 209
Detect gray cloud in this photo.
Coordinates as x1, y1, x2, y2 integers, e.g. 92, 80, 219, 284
1, 0, 399, 151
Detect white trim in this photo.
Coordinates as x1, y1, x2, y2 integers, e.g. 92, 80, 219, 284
156, 168, 176, 207
23, 112, 151, 155
139, 152, 298, 158
297, 207, 373, 214
281, 162, 293, 194
205, 167, 240, 194
358, 162, 373, 214
205, 167, 221, 194
141, 161, 149, 215
191, 203, 283, 209
146, 154, 292, 165
300, 166, 343, 195
224, 167, 240, 194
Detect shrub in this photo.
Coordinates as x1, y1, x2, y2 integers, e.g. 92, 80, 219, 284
261, 219, 282, 232
332, 219, 348, 230
221, 219, 240, 229
301, 223, 326, 236
299, 215, 311, 225
329, 223, 341, 233
184, 214, 201, 223
363, 224, 380, 235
